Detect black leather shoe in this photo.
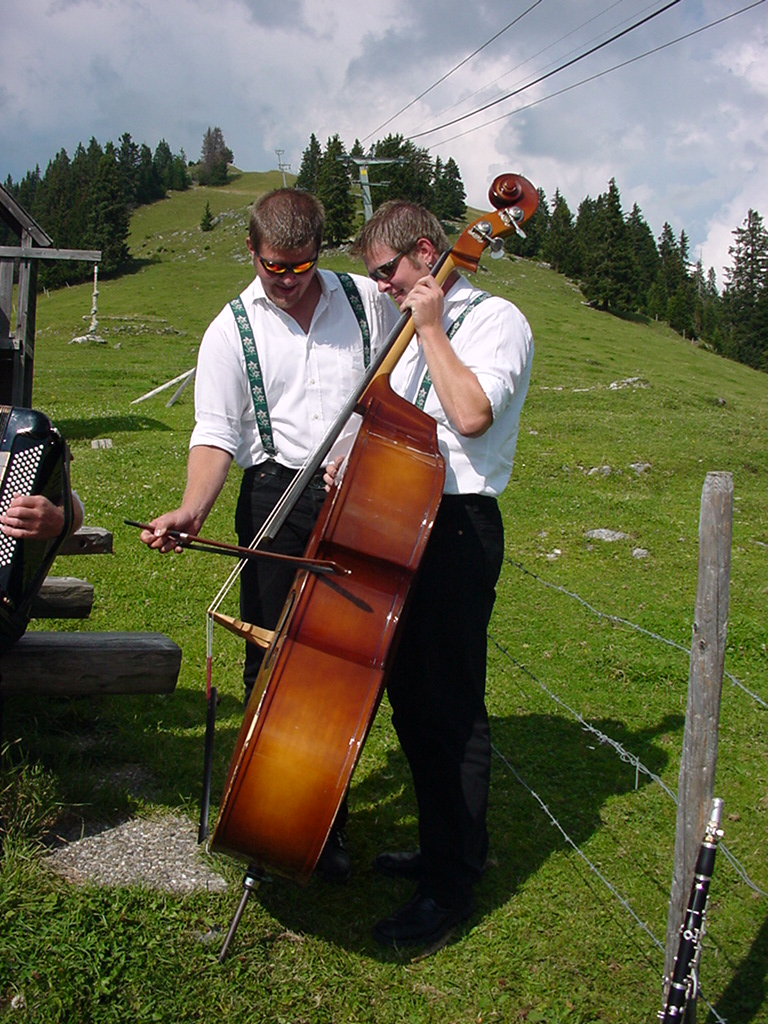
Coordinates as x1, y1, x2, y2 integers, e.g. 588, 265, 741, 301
373, 849, 424, 880
315, 827, 351, 884
373, 894, 473, 947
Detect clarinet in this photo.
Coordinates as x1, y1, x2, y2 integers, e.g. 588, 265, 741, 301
659, 797, 724, 1022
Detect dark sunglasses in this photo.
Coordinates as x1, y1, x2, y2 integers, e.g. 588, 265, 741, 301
258, 253, 318, 275
368, 250, 411, 283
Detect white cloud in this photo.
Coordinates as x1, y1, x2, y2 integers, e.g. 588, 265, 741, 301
2, 0, 767, 283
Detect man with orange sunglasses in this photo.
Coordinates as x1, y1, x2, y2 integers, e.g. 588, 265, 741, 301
141, 188, 398, 880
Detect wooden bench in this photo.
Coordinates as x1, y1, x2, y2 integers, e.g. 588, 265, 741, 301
29, 525, 114, 621
57, 525, 113, 557
31, 576, 94, 618
0, 527, 181, 700
0, 631, 181, 697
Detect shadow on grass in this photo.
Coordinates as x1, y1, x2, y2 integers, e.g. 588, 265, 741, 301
0, 685, 243, 835
56, 414, 173, 441
248, 709, 681, 959
3, 689, 687, 968
713, 908, 768, 1024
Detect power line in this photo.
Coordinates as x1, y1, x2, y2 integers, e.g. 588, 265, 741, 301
422, 0, 767, 148
405, 0, 635, 138
360, 0, 544, 144
406, 0, 685, 141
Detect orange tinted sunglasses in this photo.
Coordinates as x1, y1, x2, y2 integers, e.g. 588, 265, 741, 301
258, 254, 318, 275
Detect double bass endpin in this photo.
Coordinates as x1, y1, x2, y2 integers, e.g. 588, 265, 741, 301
218, 863, 267, 963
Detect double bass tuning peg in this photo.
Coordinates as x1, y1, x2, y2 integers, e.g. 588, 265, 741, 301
472, 220, 523, 259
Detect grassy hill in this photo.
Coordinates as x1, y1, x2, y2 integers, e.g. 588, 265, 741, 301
2, 171, 767, 1023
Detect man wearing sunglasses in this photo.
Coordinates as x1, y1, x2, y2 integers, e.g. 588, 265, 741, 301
344, 199, 534, 948
141, 188, 399, 882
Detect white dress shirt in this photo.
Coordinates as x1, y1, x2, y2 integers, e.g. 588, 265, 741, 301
388, 275, 533, 496
191, 270, 400, 468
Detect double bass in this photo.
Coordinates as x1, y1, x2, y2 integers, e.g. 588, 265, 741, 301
210, 174, 538, 893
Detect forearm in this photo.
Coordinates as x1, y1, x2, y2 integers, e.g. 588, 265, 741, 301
70, 491, 84, 534
178, 446, 233, 533
406, 275, 493, 438
140, 445, 233, 551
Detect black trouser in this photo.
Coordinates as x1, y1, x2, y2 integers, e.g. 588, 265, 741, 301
235, 460, 349, 836
386, 493, 504, 906
235, 461, 327, 703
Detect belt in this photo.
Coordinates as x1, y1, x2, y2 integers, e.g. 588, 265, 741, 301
244, 460, 326, 490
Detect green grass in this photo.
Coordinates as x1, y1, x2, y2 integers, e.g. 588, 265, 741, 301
1, 172, 766, 1023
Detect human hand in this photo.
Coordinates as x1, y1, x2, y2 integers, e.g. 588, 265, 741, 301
406, 275, 444, 336
139, 510, 198, 553
0, 494, 66, 540
323, 455, 345, 492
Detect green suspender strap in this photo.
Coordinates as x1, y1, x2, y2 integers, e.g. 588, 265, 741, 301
415, 292, 490, 411
229, 275, 371, 456
334, 272, 371, 369
230, 295, 277, 457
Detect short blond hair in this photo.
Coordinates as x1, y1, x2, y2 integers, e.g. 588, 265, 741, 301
351, 201, 449, 261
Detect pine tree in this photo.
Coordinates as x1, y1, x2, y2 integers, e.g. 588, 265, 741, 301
647, 223, 691, 328
722, 209, 768, 369
579, 179, 634, 312
369, 135, 434, 208
34, 149, 74, 288
295, 134, 322, 193
692, 260, 722, 345
200, 201, 214, 232
542, 189, 579, 277
35, 149, 72, 245
432, 157, 466, 220
199, 127, 233, 186
88, 143, 130, 273
117, 132, 141, 209
625, 203, 659, 311
153, 140, 174, 193
136, 143, 163, 204
316, 135, 354, 245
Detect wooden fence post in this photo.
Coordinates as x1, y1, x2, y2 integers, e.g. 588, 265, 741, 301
662, 472, 733, 1018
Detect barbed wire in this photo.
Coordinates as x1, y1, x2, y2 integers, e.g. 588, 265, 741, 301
490, 738, 728, 1024
490, 631, 767, 901
486, 558, 765, 1016
505, 558, 768, 711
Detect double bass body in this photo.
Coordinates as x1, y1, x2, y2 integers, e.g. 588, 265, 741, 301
210, 376, 445, 882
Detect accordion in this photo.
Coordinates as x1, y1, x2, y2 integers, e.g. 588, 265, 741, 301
0, 406, 72, 654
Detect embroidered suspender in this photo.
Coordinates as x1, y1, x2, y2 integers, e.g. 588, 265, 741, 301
335, 272, 371, 370
230, 295, 276, 457
230, 273, 371, 457
415, 292, 490, 411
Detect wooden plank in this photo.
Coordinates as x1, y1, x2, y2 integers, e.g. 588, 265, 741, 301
0, 246, 101, 262
0, 182, 53, 245
0, 260, 12, 342
0, 631, 181, 696
30, 576, 94, 619
58, 526, 113, 555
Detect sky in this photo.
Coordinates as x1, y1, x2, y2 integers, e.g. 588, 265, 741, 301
2, 0, 767, 286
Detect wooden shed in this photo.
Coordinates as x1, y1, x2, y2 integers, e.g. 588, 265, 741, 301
0, 182, 99, 406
